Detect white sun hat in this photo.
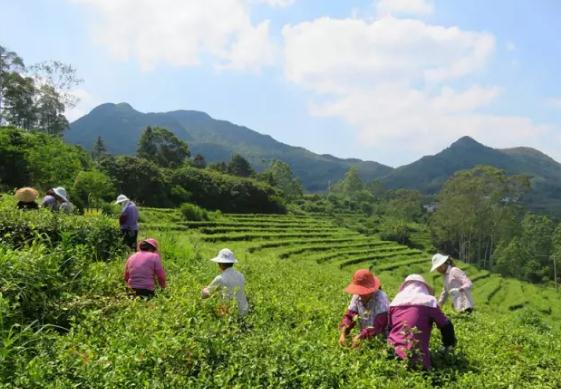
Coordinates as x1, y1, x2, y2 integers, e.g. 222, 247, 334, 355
431, 253, 449, 272
115, 194, 130, 204
211, 248, 237, 264
53, 187, 69, 202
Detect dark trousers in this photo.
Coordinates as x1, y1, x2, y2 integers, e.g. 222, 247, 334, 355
122, 229, 138, 249
132, 288, 155, 299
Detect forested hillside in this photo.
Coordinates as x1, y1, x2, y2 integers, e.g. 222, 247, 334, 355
66, 103, 392, 192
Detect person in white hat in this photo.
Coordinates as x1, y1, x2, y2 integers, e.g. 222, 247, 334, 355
431, 253, 474, 313
53, 187, 75, 214
115, 194, 139, 249
201, 248, 249, 316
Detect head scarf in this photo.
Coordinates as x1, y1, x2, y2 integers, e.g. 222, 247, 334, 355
390, 280, 437, 308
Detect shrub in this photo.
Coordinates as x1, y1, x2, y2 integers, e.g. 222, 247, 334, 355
180, 202, 210, 221
0, 199, 122, 260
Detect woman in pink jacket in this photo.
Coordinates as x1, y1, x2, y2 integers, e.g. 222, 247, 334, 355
124, 238, 166, 298
388, 274, 456, 370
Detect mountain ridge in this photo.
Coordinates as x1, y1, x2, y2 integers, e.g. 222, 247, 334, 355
66, 102, 393, 192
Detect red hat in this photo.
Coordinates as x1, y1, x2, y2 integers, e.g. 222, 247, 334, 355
344, 269, 381, 295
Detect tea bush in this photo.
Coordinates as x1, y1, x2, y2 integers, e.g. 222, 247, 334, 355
180, 202, 210, 221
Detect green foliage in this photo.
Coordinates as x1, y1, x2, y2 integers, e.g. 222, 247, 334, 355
91, 136, 108, 161
430, 165, 529, 266
1, 207, 561, 387
0, 127, 91, 190
378, 218, 411, 245
137, 126, 190, 168
99, 155, 171, 206
171, 166, 286, 213
227, 154, 254, 177
72, 170, 116, 208
0, 198, 122, 260
494, 214, 555, 283
258, 160, 303, 200
0, 46, 80, 135
179, 202, 210, 221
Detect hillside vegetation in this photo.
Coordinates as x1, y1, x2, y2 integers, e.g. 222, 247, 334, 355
1, 201, 560, 387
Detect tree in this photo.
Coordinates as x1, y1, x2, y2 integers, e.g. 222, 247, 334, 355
137, 126, 190, 168
552, 223, 561, 291
208, 161, 228, 173
0, 45, 25, 125
72, 170, 115, 208
227, 154, 254, 177
386, 189, 423, 221
430, 165, 529, 266
0, 46, 81, 134
34, 84, 69, 136
258, 160, 302, 200
91, 136, 109, 161
99, 155, 170, 206
2, 72, 36, 129
339, 167, 364, 194
191, 154, 206, 169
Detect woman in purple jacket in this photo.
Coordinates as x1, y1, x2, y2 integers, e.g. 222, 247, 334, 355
388, 274, 456, 370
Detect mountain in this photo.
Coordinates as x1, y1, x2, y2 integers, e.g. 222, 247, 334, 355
66, 103, 393, 192
381, 136, 561, 215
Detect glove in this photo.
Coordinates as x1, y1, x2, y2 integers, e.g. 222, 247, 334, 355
449, 288, 461, 297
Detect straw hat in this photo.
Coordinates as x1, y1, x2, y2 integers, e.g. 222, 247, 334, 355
15, 187, 39, 202
344, 269, 381, 295
211, 248, 237, 264
430, 253, 449, 272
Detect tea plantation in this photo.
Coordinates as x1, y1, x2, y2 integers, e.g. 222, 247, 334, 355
1, 204, 561, 387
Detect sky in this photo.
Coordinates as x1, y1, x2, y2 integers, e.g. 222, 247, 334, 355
1, 0, 561, 167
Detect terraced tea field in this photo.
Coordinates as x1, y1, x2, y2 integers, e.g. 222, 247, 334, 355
141, 208, 561, 323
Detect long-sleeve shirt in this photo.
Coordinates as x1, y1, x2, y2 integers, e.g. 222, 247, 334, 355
119, 202, 139, 231
207, 268, 249, 315
438, 266, 474, 311
124, 251, 166, 291
388, 305, 456, 369
339, 291, 389, 339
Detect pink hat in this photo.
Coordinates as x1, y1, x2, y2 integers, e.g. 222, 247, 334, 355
140, 238, 159, 251
344, 269, 381, 295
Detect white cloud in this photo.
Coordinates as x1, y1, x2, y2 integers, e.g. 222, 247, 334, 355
64, 88, 101, 122
376, 0, 434, 17
252, 0, 295, 7
72, 0, 275, 71
283, 16, 553, 164
546, 97, 561, 109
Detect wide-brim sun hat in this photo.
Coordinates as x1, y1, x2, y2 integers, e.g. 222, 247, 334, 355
15, 187, 39, 202
53, 187, 69, 202
400, 274, 434, 295
431, 253, 449, 272
115, 194, 130, 204
344, 269, 381, 295
211, 248, 237, 264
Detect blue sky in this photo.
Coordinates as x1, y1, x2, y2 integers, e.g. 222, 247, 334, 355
1, 0, 560, 166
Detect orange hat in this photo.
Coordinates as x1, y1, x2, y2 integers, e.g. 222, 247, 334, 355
344, 269, 381, 295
